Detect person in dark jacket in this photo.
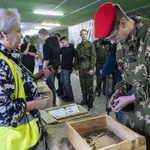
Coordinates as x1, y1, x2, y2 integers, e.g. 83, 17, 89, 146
21, 35, 37, 73
101, 43, 125, 124
54, 32, 64, 96
59, 36, 75, 101
38, 28, 60, 106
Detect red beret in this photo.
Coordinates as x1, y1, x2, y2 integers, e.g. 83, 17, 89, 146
94, 2, 116, 38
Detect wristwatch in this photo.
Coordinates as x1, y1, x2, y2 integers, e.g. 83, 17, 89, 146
134, 92, 139, 102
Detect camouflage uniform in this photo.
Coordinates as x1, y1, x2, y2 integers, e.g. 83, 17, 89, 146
76, 40, 96, 96
93, 40, 108, 95
115, 17, 150, 149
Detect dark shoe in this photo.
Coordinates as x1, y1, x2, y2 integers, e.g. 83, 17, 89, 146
96, 92, 101, 97
79, 99, 87, 105
79, 95, 88, 105
78, 94, 87, 105
57, 91, 64, 96
88, 95, 93, 108
56, 89, 60, 93
61, 96, 68, 100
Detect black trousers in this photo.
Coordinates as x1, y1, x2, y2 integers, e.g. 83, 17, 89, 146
23, 64, 35, 73
46, 70, 57, 106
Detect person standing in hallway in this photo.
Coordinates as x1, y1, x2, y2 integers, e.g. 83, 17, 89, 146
75, 29, 96, 107
59, 36, 75, 101
93, 39, 108, 96
38, 42, 44, 71
21, 35, 37, 73
54, 32, 64, 96
101, 43, 125, 124
38, 28, 60, 106
94, 2, 150, 148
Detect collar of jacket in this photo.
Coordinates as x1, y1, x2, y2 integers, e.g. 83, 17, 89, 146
132, 16, 150, 40
0, 43, 12, 58
123, 16, 150, 47
81, 40, 90, 45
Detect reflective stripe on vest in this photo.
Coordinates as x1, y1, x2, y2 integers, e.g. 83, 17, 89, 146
0, 53, 39, 150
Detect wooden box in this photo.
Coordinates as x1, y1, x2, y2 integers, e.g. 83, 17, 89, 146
65, 115, 146, 150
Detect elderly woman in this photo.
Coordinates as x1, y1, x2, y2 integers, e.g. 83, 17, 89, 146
0, 8, 50, 150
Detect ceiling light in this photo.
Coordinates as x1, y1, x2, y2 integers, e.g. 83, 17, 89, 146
22, 32, 34, 36
22, 30, 39, 37
41, 23, 61, 26
30, 29, 39, 33
34, 26, 51, 30
33, 11, 64, 16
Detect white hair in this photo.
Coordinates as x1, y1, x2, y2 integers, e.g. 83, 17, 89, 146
0, 8, 20, 39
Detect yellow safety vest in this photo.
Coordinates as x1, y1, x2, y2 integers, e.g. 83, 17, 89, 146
0, 53, 39, 150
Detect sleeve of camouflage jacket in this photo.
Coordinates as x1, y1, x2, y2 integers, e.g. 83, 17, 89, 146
89, 43, 96, 70
115, 30, 150, 101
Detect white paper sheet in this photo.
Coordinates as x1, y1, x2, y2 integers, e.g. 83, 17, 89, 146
48, 105, 80, 118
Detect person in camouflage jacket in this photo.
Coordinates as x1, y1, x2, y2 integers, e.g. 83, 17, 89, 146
93, 39, 108, 96
94, 2, 150, 149
75, 29, 96, 107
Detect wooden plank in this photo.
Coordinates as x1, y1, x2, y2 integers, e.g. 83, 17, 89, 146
40, 110, 58, 125
67, 115, 107, 134
106, 116, 146, 149
65, 123, 93, 150
57, 112, 91, 123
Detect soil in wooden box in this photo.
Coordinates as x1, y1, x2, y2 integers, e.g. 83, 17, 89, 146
81, 129, 123, 150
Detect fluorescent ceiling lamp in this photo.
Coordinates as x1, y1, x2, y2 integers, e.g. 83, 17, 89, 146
34, 26, 51, 30
34, 11, 64, 16
22, 32, 34, 36
22, 30, 39, 36
30, 29, 39, 33
41, 23, 61, 26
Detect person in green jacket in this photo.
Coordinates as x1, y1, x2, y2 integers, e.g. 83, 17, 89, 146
75, 29, 96, 107
93, 39, 108, 96
94, 2, 150, 149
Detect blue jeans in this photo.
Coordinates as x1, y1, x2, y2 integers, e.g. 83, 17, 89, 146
60, 69, 74, 99
39, 65, 43, 71
115, 111, 126, 124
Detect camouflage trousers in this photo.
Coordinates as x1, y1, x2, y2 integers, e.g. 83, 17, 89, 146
125, 101, 150, 150
79, 68, 94, 95
96, 63, 106, 93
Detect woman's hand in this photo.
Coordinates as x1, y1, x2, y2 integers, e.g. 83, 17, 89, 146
26, 97, 50, 111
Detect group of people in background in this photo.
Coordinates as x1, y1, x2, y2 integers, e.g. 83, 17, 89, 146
20, 27, 124, 121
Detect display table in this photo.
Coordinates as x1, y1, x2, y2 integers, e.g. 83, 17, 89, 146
41, 103, 91, 150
